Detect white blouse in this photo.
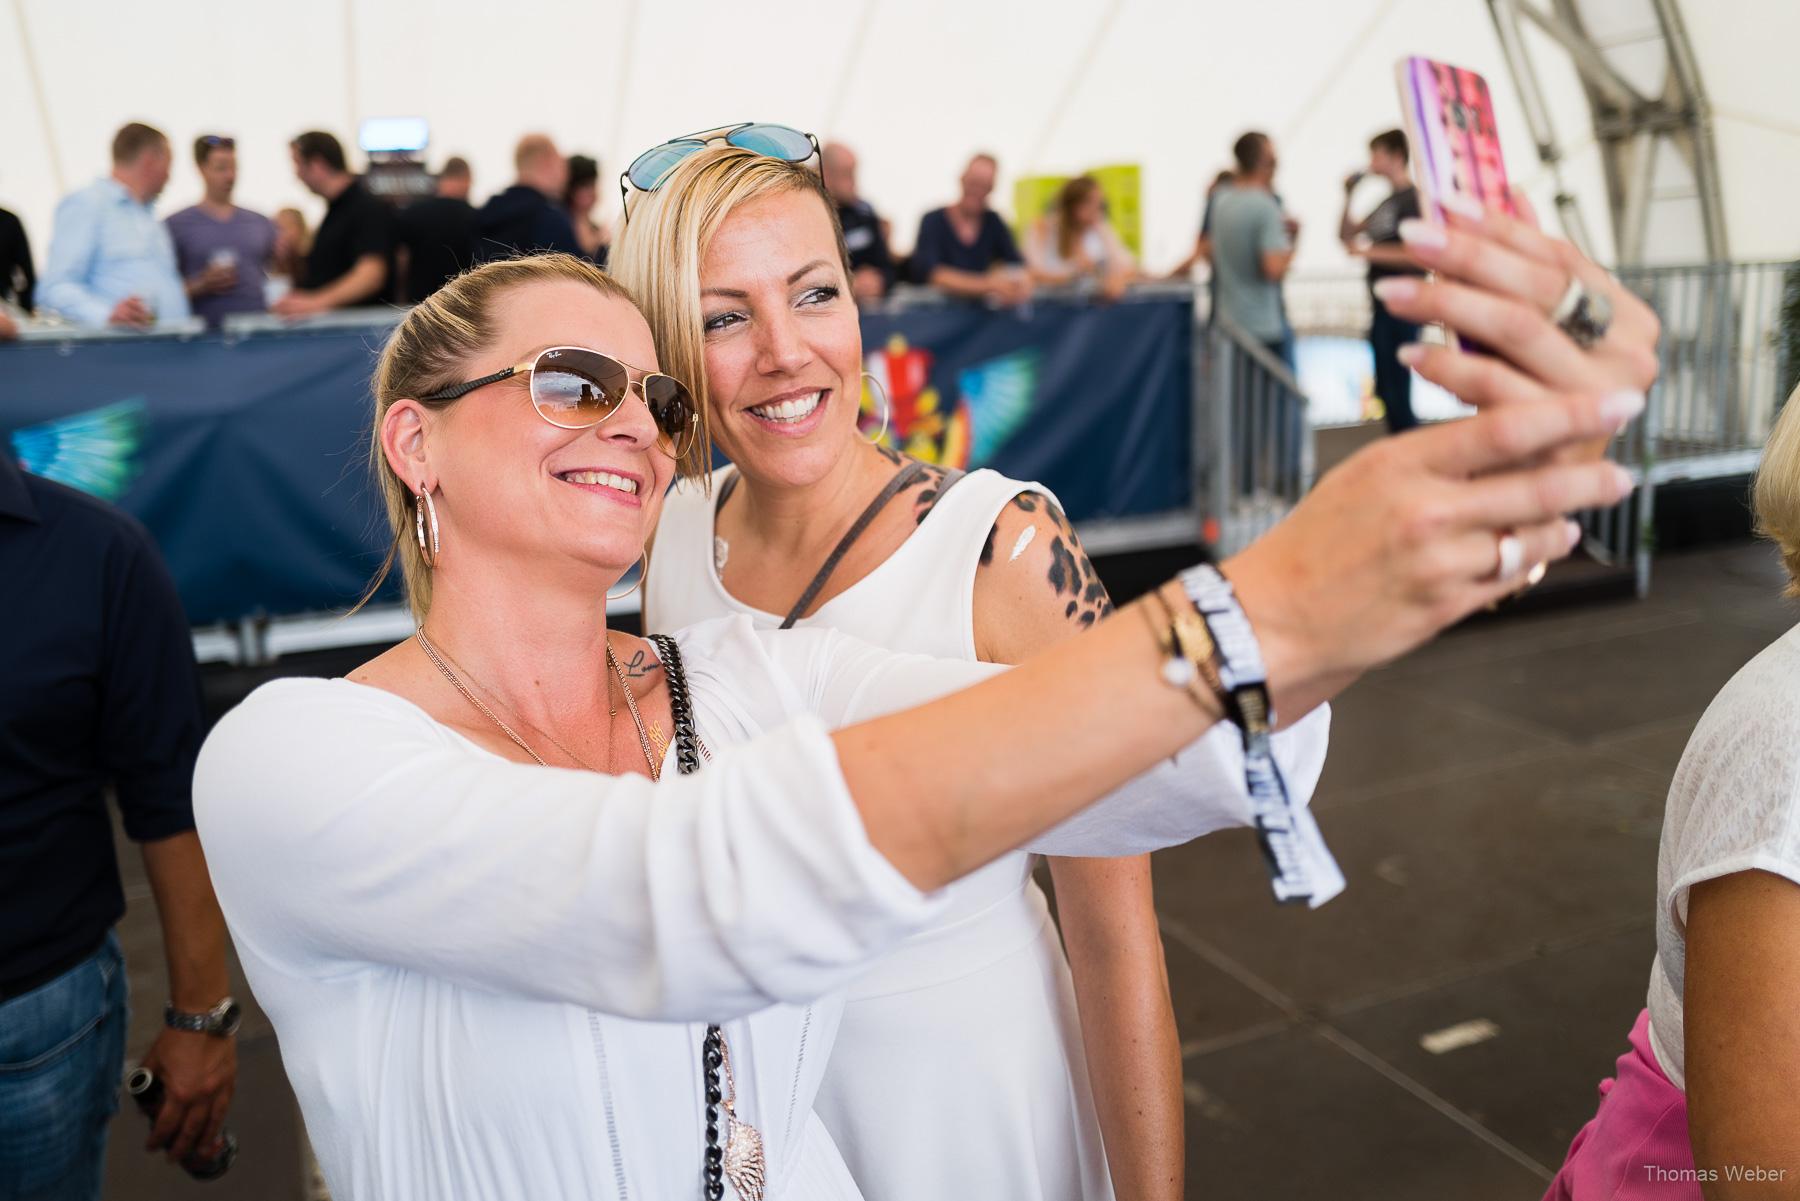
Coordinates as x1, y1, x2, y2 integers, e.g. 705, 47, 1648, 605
195, 616, 1327, 1199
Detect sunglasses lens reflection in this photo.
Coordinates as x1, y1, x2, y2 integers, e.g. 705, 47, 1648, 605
626, 142, 701, 191
725, 124, 813, 163
531, 350, 630, 427
644, 375, 697, 456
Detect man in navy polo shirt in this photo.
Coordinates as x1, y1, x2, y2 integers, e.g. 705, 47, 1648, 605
0, 452, 238, 1198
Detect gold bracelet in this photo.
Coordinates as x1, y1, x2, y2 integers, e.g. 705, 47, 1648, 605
1153, 584, 1229, 700
1140, 589, 1227, 716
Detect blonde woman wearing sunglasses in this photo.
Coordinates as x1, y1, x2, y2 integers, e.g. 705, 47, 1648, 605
194, 216, 1644, 1199
609, 133, 1657, 1201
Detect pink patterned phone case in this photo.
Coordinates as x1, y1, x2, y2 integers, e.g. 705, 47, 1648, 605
1397, 56, 1516, 353
1397, 56, 1515, 224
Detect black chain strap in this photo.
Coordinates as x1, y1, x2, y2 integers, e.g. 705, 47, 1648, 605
649, 635, 725, 1199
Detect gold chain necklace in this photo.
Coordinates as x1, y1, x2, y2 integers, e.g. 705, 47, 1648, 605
416, 629, 658, 778
605, 645, 661, 781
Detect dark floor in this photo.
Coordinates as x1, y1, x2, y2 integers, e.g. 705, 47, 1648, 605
1155, 537, 1795, 1200
100, 539, 1796, 1200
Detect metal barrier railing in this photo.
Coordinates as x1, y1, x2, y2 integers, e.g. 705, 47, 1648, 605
1616, 261, 1795, 478
1282, 262, 1800, 597
1591, 261, 1796, 595
1199, 313, 1313, 555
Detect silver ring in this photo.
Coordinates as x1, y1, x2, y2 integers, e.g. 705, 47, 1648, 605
1551, 275, 1613, 349
1494, 532, 1525, 582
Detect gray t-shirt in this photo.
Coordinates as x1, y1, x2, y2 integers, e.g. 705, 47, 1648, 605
1207, 185, 1290, 343
165, 205, 276, 325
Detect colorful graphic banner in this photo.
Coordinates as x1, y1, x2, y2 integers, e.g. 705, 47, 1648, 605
2, 296, 1193, 624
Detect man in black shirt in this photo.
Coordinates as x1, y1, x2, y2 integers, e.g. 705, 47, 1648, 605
476, 133, 583, 262
0, 205, 34, 312
910, 153, 1031, 305
821, 141, 894, 303
0, 454, 237, 1195
272, 130, 392, 317
395, 155, 477, 302
1340, 128, 1427, 433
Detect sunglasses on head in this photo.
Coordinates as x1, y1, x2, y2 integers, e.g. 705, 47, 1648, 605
619, 122, 818, 216
420, 346, 699, 459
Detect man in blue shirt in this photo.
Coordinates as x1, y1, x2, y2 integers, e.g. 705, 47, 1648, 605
40, 123, 191, 329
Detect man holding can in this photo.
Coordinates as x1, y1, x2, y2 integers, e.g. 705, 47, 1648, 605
165, 134, 277, 327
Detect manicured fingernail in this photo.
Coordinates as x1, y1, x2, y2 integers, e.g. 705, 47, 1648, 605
1396, 342, 1426, 366
1440, 192, 1485, 222
1565, 519, 1582, 550
1372, 277, 1417, 303
1611, 464, 1635, 494
1398, 218, 1447, 249
1600, 389, 1645, 425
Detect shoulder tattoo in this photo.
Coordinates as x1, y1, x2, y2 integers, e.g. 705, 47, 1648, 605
900, 460, 953, 525
981, 493, 1114, 627
614, 646, 666, 681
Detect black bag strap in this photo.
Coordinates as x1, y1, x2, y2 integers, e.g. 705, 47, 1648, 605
713, 470, 741, 514
778, 461, 928, 628
714, 462, 970, 630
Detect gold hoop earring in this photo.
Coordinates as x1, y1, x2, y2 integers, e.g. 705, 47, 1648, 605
414, 485, 440, 568
608, 549, 648, 602
860, 371, 891, 446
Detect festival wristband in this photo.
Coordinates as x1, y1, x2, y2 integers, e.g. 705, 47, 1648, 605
1176, 563, 1346, 909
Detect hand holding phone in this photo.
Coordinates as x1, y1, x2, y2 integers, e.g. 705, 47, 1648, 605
1395, 56, 1620, 468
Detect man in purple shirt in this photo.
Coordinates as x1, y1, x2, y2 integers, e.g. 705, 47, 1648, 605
164, 135, 275, 326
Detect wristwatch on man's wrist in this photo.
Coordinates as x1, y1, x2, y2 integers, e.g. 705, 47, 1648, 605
164, 996, 242, 1037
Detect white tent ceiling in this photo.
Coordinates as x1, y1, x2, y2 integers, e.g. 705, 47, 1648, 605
2, 0, 1794, 282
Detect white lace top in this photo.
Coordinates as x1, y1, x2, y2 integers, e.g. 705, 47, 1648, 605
1647, 621, 1800, 1090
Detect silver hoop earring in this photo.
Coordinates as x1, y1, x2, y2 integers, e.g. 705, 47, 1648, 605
860, 371, 891, 446
608, 550, 648, 602
414, 485, 440, 568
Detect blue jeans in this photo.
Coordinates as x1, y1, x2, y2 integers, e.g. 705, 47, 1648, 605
1370, 296, 1422, 434
0, 933, 127, 1201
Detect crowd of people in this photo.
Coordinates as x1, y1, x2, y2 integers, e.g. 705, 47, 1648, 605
0, 123, 624, 338
0, 119, 1427, 431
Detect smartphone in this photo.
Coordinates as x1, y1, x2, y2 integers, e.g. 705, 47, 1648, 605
1397, 57, 1613, 472
1396, 56, 1514, 227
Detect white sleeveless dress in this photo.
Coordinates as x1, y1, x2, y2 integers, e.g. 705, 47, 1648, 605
649, 466, 1331, 1201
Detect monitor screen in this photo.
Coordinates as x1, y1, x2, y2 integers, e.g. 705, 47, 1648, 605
359, 117, 429, 154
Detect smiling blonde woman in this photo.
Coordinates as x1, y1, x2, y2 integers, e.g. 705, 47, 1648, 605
609, 132, 1657, 1201
614, 145, 1194, 1201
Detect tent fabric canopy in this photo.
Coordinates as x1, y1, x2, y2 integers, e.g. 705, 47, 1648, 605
1, 0, 1792, 287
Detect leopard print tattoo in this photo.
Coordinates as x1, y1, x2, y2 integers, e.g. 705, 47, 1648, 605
863, 452, 965, 527
980, 492, 1114, 627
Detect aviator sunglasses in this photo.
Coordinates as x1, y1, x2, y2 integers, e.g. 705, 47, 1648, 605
421, 346, 699, 459
619, 122, 819, 215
